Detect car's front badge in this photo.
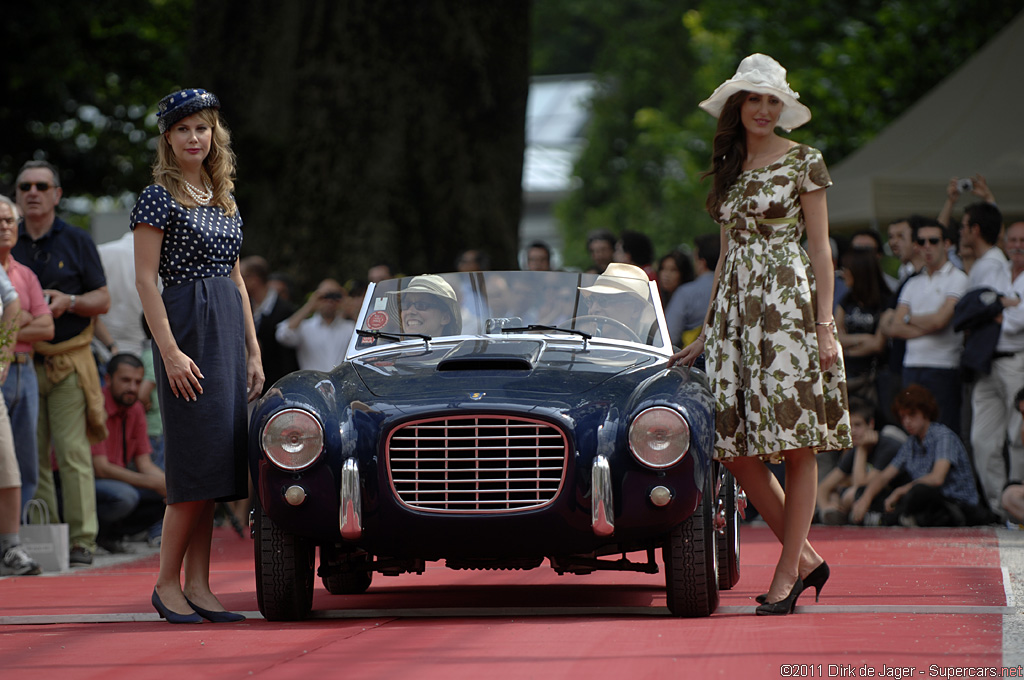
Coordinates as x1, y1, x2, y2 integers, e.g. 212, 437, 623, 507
469, 392, 486, 400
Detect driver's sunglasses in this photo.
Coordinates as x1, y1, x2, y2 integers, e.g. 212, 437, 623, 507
916, 237, 942, 245
18, 182, 55, 192
406, 300, 441, 312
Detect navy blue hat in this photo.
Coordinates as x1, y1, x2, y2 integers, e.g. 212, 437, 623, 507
157, 88, 221, 133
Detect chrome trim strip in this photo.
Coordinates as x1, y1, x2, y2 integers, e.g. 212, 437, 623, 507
340, 458, 362, 540
591, 455, 614, 536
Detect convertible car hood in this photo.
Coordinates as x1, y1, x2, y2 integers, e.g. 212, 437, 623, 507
350, 339, 660, 398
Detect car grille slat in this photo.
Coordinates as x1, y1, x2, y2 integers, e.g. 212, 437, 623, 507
386, 415, 568, 513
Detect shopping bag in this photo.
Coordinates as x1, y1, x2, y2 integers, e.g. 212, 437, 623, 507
19, 498, 70, 572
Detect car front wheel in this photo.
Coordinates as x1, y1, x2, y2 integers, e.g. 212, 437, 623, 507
254, 500, 315, 621
663, 471, 720, 617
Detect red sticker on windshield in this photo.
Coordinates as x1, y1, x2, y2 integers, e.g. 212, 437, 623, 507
366, 311, 388, 330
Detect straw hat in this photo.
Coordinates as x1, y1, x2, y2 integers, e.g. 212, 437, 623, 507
698, 54, 811, 131
579, 263, 650, 300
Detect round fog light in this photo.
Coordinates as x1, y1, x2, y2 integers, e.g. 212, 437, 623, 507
284, 485, 307, 506
649, 485, 673, 507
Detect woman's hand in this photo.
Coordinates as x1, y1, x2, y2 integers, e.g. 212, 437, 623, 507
162, 348, 203, 401
668, 335, 705, 368
817, 325, 839, 372
246, 353, 265, 402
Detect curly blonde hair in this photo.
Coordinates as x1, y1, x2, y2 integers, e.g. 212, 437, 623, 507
153, 107, 237, 216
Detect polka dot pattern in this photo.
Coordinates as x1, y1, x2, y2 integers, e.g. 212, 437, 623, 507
130, 184, 242, 286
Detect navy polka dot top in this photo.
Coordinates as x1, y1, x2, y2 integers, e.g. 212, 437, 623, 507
130, 184, 243, 287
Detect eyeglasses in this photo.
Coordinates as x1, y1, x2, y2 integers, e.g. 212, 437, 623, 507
406, 300, 441, 312
18, 182, 56, 192
321, 292, 344, 301
0, 217, 16, 226
916, 237, 942, 245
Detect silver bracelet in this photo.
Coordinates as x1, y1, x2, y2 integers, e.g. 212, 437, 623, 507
815, 319, 835, 328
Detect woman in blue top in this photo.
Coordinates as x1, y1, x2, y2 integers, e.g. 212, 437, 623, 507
132, 89, 263, 624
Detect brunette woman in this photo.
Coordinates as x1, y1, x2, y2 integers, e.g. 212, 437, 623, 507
132, 89, 263, 623
669, 55, 852, 615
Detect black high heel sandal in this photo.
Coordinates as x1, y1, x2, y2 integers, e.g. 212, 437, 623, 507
755, 578, 805, 616
756, 561, 829, 604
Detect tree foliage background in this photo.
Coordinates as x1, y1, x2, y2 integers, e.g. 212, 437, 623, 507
2, 0, 1021, 282
535, 0, 1024, 269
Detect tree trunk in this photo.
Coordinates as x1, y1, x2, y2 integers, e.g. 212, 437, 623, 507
191, 0, 529, 291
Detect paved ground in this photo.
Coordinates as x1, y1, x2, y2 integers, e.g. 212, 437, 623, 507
1, 523, 1020, 679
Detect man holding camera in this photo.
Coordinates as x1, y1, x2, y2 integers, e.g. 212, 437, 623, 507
276, 278, 355, 372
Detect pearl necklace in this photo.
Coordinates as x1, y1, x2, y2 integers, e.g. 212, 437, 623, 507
183, 178, 213, 205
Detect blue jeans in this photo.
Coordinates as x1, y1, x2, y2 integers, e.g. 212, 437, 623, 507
94, 478, 165, 540
2, 362, 39, 513
902, 366, 962, 436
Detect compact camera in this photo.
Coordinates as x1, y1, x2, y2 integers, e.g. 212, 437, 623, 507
957, 177, 974, 193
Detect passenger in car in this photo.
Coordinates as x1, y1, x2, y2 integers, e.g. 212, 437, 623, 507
394, 275, 462, 337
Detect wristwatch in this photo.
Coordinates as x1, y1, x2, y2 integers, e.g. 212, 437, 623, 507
69, 294, 77, 312
903, 313, 911, 324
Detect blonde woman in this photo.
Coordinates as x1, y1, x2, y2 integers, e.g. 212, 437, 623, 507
132, 89, 263, 624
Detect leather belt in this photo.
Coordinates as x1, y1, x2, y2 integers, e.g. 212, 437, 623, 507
992, 351, 1019, 360
11, 352, 32, 365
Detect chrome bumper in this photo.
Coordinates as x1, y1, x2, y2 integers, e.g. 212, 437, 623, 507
591, 455, 614, 536
339, 458, 363, 539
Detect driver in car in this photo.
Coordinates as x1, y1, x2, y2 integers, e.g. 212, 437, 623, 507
577, 262, 652, 340
394, 275, 462, 337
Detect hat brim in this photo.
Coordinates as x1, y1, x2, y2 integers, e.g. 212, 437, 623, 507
699, 81, 811, 131
158, 94, 221, 133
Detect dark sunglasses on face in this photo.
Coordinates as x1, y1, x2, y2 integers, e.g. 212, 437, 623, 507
321, 292, 344, 300
406, 300, 440, 312
18, 182, 55, 192
916, 237, 942, 245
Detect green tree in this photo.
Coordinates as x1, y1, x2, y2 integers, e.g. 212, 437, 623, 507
191, 0, 529, 291
0, 2, 191, 205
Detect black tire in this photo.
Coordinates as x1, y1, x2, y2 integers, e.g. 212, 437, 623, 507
321, 549, 374, 595
663, 472, 720, 617
716, 468, 741, 590
254, 502, 315, 621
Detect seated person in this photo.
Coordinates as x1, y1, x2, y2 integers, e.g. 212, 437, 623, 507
394, 275, 462, 337
817, 397, 905, 524
850, 384, 991, 527
91, 354, 167, 552
576, 262, 653, 341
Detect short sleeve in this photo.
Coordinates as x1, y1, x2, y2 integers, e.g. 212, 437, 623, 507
0, 266, 18, 306
797, 146, 832, 194
130, 184, 174, 232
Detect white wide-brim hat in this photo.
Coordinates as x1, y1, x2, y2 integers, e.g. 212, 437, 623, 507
698, 53, 811, 131
579, 262, 651, 300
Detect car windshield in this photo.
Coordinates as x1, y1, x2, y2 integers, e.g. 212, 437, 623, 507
353, 270, 670, 351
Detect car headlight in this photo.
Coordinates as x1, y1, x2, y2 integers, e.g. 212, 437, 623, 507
628, 406, 690, 468
261, 408, 324, 471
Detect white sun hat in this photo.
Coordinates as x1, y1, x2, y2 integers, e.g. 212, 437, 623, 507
579, 262, 651, 300
698, 53, 812, 131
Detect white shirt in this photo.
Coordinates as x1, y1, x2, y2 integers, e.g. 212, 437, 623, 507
968, 245, 1011, 294
275, 314, 355, 372
997, 269, 1024, 353
898, 261, 968, 369
98, 231, 147, 357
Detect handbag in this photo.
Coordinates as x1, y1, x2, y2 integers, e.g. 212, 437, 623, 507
19, 498, 70, 572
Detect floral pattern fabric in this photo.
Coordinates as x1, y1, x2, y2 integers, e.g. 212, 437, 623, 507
706, 144, 852, 461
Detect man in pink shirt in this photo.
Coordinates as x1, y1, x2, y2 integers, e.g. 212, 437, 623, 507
0, 195, 53, 511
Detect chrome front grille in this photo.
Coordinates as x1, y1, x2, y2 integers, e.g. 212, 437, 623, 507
386, 415, 568, 513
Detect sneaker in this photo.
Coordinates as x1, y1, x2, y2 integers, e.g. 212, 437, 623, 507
863, 511, 882, 527
69, 546, 94, 566
1, 545, 42, 576
97, 538, 134, 555
147, 534, 162, 548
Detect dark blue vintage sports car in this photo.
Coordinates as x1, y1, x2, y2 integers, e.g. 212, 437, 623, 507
249, 265, 739, 620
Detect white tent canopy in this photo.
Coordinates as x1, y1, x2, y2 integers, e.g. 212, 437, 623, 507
827, 10, 1024, 229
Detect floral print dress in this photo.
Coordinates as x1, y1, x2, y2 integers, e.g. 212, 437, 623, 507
706, 144, 852, 461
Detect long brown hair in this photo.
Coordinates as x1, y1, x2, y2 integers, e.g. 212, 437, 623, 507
702, 91, 748, 218
153, 108, 237, 216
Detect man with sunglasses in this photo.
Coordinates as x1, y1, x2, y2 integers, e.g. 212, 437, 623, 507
880, 220, 967, 436
12, 160, 110, 566
276, 278, 355, 371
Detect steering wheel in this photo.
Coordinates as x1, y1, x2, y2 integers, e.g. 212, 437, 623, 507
561, 315, 642, 343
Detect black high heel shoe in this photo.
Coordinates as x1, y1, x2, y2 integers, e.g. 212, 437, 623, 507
755, 578, 805, 616
756, 560, 830, 604
185, 597, 246, 623
152, 589, 202, 624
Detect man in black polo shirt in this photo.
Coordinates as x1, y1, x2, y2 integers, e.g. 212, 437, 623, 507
13, 160, 110, 566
